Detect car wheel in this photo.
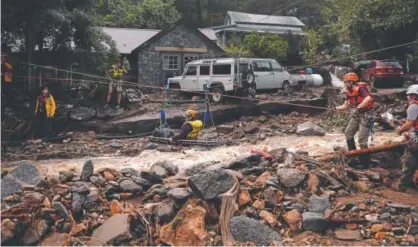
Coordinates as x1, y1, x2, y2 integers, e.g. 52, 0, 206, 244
210, 86, 224, 104
245, 71, 255, 85
282, 81, 291, 93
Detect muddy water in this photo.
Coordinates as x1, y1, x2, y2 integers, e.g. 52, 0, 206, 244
34, 131, 402, 176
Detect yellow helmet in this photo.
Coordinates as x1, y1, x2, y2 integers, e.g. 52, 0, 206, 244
186, 110, 197, 118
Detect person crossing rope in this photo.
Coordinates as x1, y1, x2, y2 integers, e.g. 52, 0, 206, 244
105, 59, 127, 109
172, 110, 203, 141
336, 72, 375, 168
395, 85, 418, 192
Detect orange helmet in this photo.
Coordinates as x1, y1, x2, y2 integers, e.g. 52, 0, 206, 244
343, 72, 359, 83
185, 110, 197, 118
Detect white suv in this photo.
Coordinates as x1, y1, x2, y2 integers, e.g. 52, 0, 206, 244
167, 58, 292, 103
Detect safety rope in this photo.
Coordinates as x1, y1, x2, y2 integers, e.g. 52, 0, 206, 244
17, 39, 417, 115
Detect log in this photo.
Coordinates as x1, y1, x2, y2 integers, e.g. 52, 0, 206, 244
219, 175, 239, 246
319, 141, 408, 162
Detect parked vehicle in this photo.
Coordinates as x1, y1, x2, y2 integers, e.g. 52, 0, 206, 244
167, 58, 294, 103
354, 59, 404, 88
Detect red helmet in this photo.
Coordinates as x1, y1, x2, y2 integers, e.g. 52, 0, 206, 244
343, 72, 359, 82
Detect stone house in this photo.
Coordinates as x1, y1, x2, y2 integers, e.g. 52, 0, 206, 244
102, 20, 225, 85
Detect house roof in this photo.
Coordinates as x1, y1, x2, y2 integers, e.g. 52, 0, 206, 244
101, 27, 159, 54
101, 26, 219, 54
212, 23, 306, 35
131, 20, 225, 54
227, 11, 305, 27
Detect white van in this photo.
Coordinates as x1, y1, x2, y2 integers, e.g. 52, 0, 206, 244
167, 58, 293, 102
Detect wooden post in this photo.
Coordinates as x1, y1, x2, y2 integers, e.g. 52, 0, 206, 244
319, 142, 408, 162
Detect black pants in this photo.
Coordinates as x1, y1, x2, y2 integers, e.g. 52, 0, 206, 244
34, 112, 52, 139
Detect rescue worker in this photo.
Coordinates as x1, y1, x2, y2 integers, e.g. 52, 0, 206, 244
105, 59, 127, 109
1, 55, 13, 120
172, 110, 203, 141
34, 85, 56, 139
395, 84, 418, 191
336, 72, 374, 167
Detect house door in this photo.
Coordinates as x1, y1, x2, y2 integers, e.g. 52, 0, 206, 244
161, 53, 181, 85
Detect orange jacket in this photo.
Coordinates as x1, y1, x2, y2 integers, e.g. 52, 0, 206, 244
2, 62, 13, 83
346, 82, 374, 109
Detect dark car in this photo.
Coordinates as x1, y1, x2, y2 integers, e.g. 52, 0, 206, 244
355, 59, 404, 88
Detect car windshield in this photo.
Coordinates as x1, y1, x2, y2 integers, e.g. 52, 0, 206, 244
377, 61, 401, 67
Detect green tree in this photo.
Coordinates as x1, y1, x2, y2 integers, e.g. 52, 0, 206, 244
301, 28, 323, 63
225, 32, 288, 61
1, 0, 118, 73
243, 33, 289, 60
95, 0, 180, 29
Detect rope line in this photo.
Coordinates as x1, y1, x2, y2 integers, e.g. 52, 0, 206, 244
17, 40, 416, 111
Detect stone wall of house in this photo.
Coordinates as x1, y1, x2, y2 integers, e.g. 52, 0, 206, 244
136, 24, 225, 86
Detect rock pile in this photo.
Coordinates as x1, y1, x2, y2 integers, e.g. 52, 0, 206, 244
1, 149, 417, 246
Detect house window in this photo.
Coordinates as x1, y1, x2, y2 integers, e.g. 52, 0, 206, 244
163, 55, 179, 70
184, 55, 199, 67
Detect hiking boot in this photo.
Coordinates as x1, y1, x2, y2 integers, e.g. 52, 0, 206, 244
115, 105, 121, 109
103, 104, 109, 108
346, 138, 357, 151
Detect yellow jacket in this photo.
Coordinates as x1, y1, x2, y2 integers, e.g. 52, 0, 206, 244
35, 94, 56, 117
186, 120, 203, 139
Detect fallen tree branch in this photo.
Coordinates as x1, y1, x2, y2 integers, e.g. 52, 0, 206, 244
314, 170, 343, 190
219, 175, 239, 246
319, 142, 408, 162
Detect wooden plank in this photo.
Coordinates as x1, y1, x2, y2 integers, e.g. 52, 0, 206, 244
155, 47, 208, 53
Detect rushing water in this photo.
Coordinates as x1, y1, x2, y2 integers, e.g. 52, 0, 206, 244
33, 131, 401, 176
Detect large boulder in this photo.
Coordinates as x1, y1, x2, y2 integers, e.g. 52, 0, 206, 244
22, 219, 49, 245
1, 176, 22, 200
160, 202, 209, 246
88, 214, 132, 246
277, 168, 306, 188
227, 154, 262, 169
1, 161, 44, 199
188, 170, 234, 200
296, 121, 326, 136
9, 161, 43, 186
307, 194, 331, 214
119, 180, 143, 194
230, 216, 282, 245
81, 160, 94, 181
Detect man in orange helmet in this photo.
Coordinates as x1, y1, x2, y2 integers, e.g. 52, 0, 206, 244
172, 110, 203, 141
336, 72, 375, 167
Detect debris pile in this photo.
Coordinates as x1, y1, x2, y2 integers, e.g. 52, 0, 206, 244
2, 148, 417, 246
